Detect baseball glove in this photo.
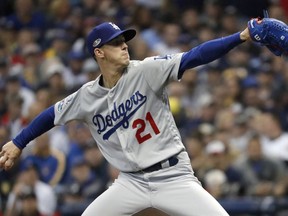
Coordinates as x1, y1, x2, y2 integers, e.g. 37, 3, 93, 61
248, 10, 288, 56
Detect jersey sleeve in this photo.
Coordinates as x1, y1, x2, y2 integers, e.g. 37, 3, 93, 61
179, 32, 244, 78
13, 106, 55, 149
141, 53, 183, 92
54, 90, 83, 125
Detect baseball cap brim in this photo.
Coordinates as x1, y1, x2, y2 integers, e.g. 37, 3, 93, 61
103, 29, 136, 46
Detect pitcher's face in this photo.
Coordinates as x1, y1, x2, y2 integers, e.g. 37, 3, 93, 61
101, 35, 130, 68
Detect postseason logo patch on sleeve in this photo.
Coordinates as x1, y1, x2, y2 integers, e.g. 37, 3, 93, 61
57, 94, 75, 113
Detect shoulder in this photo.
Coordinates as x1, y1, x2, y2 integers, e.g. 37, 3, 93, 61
76, 79, 99, 95
129, 53, 182, 66
81, 79, 98, 89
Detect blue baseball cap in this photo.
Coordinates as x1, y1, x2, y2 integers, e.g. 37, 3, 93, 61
86, 22, 136, 56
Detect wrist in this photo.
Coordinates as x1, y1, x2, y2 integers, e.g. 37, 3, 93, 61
240, 28, 250, 41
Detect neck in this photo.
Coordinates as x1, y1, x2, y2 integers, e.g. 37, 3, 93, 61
101, 73, 122, 88
99, 63, 125, 89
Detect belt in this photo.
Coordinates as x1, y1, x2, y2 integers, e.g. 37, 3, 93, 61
135, 154, 179, 173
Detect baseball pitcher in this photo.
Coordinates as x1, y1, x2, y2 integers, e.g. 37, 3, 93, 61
1, 14, 287, 215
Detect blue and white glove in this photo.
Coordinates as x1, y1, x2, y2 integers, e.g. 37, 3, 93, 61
248, 10, 288, 56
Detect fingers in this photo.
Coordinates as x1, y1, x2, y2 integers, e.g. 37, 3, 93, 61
0, 150, 14, 170
0, 155, 15, 170
0, 149, 4, 157
4, 158, 14, 170
0, 154, 7, 169
0, 141, 21, 170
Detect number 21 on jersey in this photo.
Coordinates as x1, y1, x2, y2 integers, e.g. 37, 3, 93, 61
132, 112, 160, 144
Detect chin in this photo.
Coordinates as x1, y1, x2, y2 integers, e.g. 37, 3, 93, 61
123, 58, 130, 66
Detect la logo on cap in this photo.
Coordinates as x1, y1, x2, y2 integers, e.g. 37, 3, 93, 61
109, 22, 120, 30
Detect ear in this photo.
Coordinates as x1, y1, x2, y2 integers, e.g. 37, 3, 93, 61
94, 48, 104, 59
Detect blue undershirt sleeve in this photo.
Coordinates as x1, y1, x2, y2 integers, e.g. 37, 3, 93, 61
178, 32, 245, 79
13, 105, 55, 149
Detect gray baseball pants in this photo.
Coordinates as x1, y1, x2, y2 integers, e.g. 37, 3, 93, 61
82, 151, 229, 216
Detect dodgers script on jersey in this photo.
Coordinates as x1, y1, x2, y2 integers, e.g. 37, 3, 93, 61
54, 53, 185, 172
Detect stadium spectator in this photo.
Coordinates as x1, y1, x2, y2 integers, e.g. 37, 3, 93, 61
4, 75, 35, 119
65, 122, 95, 178
58, 156, 103, 216
5, 0, 46, 33
184, 134, 209, 180
19, 43, 43, 89
153, 23, 182, 55
5, 163, 57, 216
234, 134, 287, 197
5, 186, 41, 216
0, 126, 18, 214
43, 62, 71, 103
82, 58, 101, 81
65, 50, 88, 90
20, 133, 67, 186
1, 93, 26, 139
83, 143, 109, 189
257, 112, 288, 166
203, 140, 244, 198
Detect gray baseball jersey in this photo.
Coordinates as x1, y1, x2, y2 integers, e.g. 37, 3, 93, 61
54, 53, 185, 172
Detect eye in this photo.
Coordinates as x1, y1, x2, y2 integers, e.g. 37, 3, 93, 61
107, 37, 126, 46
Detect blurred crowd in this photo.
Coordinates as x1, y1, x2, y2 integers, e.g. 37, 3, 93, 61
1, 0, 288, 215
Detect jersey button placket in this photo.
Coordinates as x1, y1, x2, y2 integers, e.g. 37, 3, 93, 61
109, 89, 114, 97
116, 122, 138, 170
